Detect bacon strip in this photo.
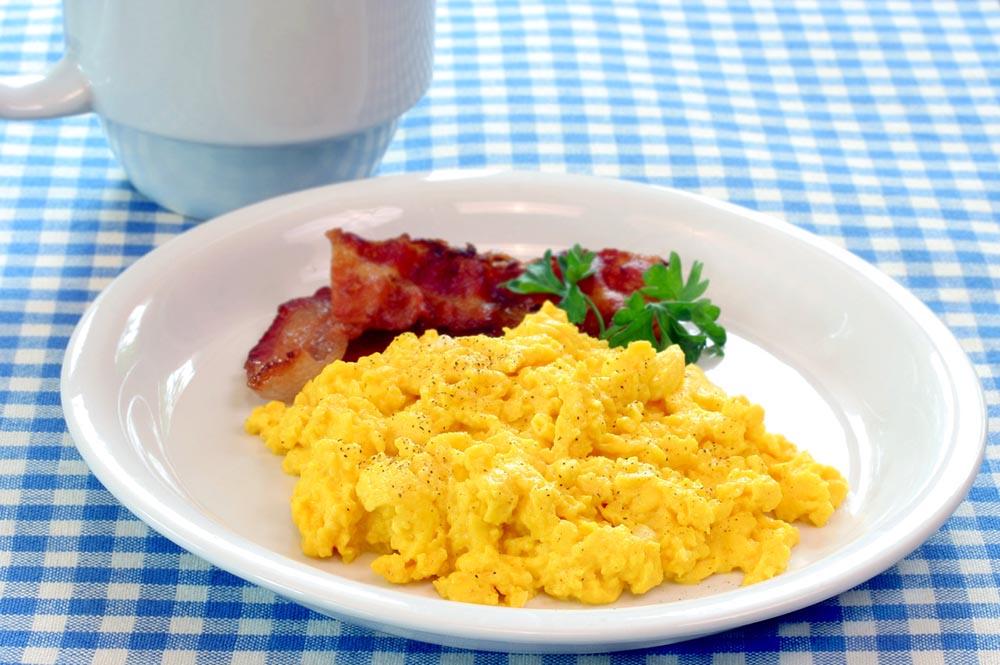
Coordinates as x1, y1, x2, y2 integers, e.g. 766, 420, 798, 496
327, 228, 545, 336
243, 287, 350, 402
576, 248, 661, 336
245, 230, 665, 401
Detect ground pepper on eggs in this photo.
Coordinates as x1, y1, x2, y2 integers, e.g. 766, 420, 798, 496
245, 302, 848, 607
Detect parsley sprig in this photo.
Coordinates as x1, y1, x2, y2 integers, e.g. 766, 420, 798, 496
503, 245, 606, 335
503, 245, 726, 363
604, 253, 727, 363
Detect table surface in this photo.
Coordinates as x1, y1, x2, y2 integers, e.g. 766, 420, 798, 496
2, 0, 998, 662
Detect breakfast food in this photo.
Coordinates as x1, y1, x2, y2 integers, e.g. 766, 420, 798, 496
244, 287, 346, 402
245, 230, 667, 401
246, 302, 848, 606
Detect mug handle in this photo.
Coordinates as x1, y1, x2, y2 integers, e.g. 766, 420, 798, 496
0, 56, 91, 119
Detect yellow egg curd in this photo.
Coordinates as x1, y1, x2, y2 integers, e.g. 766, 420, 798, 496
245, 301, 848, 607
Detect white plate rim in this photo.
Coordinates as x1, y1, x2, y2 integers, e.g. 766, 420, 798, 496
60, 170, 987, 653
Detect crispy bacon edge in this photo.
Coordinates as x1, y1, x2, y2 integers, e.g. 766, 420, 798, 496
243, 286, 350, 402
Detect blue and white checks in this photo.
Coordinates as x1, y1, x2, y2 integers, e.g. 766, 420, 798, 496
2, 0, 998, 662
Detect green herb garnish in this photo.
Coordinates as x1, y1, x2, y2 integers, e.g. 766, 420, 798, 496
604, 252, 726, 363
503, 245, 606, 335
503, 246, 726, 363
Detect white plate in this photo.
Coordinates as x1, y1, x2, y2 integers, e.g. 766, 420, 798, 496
61, 171, 986, 653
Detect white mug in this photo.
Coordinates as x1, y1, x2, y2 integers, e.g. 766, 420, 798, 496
0, 1, 436, 219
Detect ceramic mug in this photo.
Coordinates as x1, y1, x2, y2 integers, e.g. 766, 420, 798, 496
0, 0, 435, 219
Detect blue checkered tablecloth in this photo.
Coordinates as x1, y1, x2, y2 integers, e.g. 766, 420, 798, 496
1, 0, 998, 662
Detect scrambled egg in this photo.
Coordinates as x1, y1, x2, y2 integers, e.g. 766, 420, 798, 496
245, 302, 848, 606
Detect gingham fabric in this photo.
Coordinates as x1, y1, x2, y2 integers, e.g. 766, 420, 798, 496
1, 0, 998, 662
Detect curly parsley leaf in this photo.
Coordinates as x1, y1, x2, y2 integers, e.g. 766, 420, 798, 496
502, 244, 605, 334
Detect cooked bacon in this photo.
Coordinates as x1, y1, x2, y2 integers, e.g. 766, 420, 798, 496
245, 230, 666, 401
244, 287, 350, 402
575, 248, 657, 336
327, 228, 546, 336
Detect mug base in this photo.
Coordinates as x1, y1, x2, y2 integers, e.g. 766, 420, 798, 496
103, 119, 399, 219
